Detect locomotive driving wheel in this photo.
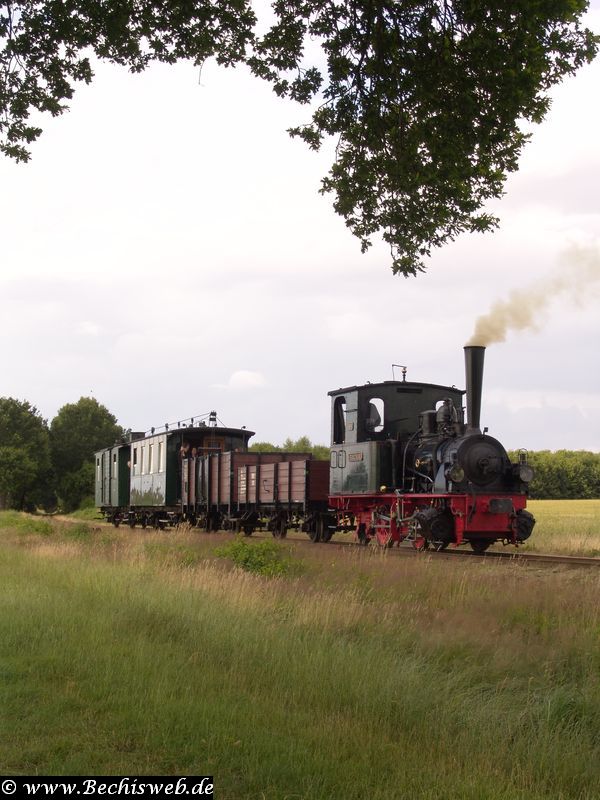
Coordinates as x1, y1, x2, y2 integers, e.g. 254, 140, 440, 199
469, 538, 492, 554
411, 507, 454, 552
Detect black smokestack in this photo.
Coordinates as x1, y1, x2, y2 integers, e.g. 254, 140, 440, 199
464, 346, 485, 433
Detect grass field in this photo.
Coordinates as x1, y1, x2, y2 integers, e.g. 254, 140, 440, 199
523, 499, 600, 556
1, 507, 600, 798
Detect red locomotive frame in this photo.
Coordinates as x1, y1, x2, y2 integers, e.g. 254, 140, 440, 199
329, 492, 529, 551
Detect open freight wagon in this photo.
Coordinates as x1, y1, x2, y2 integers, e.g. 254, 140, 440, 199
182, 450, 329, 536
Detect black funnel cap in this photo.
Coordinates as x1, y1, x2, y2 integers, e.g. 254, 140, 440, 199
464, 346, 485, 433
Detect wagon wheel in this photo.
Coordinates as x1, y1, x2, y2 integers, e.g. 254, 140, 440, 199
271, 521, 286, 539
470, 538, 492, 554
141, 515, 148, 529
309, 520, 321, 543
243, 524, 254, 537
128, 515, 136, 529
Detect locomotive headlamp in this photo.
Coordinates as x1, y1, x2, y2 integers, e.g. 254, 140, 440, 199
447, 464, 465, 483
519, 464, 534, 483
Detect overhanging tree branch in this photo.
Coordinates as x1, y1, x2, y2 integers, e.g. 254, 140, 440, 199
1, 0, 598, 276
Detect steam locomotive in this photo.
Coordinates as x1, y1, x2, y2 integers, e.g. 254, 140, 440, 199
95, 346, 535, 552
326, 346, 535, 551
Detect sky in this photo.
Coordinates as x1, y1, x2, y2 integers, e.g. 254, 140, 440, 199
1, 4, 599, 453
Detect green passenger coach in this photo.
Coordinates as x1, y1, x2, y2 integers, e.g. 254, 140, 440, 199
94, 413, 255, 528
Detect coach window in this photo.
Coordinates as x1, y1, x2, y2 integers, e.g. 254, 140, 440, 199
333, 396, 346, 444
366, 398, 384, 434
148, 444, 154, 474
96, 458, 101, 481
158, 441, 164, 473
133, 447, 138, 476
112, 453, 117, 477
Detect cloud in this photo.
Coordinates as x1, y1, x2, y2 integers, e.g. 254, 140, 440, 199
212, 371, 267, 390
78, 321, 101, 336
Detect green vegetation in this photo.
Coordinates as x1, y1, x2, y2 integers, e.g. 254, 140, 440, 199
50, 397, 123, 512
1, 512, 600, 797
2, 4, 597, 274
0, 397, 53, 511
0, 509, 52, 535
68, 505, 104, 522
0, 394, 121, 513
215, 537, 299, 577
250, 435, 329, 461
512, 450, 600, 500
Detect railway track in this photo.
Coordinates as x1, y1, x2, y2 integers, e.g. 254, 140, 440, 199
251, 530, 600, 569
435, 547, 600, 568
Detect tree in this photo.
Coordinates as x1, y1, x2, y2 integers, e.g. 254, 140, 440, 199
1, 3, 597, 275
250, 435, 329, 461
50, 396, 122, 511
508, 449, 600, 499
248, 441, 282, 453
0, 397, 52, 510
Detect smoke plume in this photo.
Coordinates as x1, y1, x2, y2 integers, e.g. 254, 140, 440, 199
467, 244, 600, 346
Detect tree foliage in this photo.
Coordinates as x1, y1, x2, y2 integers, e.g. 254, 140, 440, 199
250, 435, 329, 461
50, 396, 123, 510
0, 0, 255, 160
2, 2, 597, 275
510, 450, 600, 500
0, 397, 52, 510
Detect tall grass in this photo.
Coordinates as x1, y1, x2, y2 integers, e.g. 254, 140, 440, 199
1, 514, 600, 797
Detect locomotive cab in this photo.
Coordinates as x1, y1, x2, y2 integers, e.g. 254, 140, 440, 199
328, 380, 465, 495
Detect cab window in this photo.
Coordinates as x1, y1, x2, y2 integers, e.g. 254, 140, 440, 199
333, 397, 346, 444
366, 398, 384, 434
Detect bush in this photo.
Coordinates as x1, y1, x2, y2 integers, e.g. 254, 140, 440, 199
214, 537, 297, 577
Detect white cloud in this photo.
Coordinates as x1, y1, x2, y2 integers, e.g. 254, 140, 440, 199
212, 371, 267, 391
487, 389, 600, 414
78, 321, 101, 336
